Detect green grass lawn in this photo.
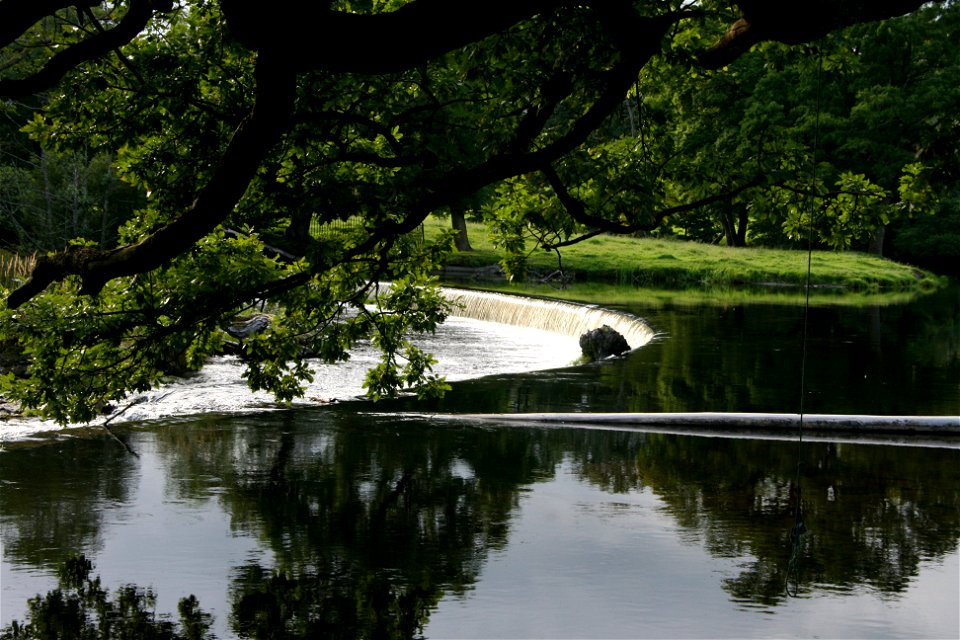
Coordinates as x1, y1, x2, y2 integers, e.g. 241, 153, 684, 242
423, 217, 944, 294
1, 220, 945, 304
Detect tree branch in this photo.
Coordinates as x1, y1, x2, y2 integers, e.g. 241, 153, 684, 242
701, 0, 939, 69
400, 11, 685, 216
541, 164, 765, 248
0, 0, 169, 98
222, 0, 561, 73
7, 53, 297, 308
0, 0, 97, 50
510, 71, 574, 154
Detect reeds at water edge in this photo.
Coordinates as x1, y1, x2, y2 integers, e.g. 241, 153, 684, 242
0, 251, 36, 289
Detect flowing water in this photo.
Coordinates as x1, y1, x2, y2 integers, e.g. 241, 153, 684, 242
444, 287, 657, 351
0, 315, 583, 441
0, 287, 653, 441
1, 286, 958, 638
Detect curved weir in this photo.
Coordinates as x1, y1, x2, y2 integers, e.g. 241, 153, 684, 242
431, 288, 957, 442
441, 287, 656, 351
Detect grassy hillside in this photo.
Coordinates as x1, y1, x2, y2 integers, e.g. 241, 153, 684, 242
1, 219, 945, 297
424, 217, 944, 293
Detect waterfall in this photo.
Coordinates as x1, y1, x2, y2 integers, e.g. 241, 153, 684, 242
441, 287, 656, 352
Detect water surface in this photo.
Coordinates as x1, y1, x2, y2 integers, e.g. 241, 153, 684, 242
2, 288, 958, 638
2, 412, 957, 638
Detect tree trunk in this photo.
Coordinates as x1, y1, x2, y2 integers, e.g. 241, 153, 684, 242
735, 205, 748, 247
40, 148, 54, 247
868, 226, 886, 256
100, 189, 110, 247
719, 203, 748, 247
100, 163, 113, 247
451, 205, 473, 252
71, 157, 83, 239
283, 207, 313, 256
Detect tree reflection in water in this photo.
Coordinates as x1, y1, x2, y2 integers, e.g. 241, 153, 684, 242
2, 412, 957, 638
3, 555, 213, 640
149, 411, 563, 638
0, 434, 136, 569
567, 430, 960, 607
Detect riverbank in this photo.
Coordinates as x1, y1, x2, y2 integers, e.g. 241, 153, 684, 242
426, 219, 946, 293
437, 280, 951, 308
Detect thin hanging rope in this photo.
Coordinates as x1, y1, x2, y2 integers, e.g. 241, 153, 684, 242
787, 44, 824, 598
799, 50, 825, 425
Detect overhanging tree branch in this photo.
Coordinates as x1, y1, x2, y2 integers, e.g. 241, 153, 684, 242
0, 0, 170, 97
401, 11, 685, 214
222, 0, 562, 73
701, 0, 939, 69
2, 0, 937, 310
0, 0, 98, 49
541, 164, 766, 249
7, 53, 297, 308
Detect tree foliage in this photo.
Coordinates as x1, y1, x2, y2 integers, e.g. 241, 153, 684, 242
0, 0, 943, 421
577, 1, 959, 252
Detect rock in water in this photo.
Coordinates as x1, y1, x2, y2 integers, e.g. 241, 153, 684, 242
579, 325, 631, 360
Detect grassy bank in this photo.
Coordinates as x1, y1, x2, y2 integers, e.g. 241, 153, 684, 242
1, 220, 945, 301
424, 218, 945, 294
448, 281, 936, 309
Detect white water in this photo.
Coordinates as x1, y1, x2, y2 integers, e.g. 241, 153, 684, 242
443, 287, 656, 350
0, 316, 581, 442
0, 290, 656, 442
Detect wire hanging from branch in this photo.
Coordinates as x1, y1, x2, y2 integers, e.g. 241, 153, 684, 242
786, 42, 824, 599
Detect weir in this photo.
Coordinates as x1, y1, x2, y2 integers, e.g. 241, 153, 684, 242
430, 288, 958, 443
441, 287, 657, 352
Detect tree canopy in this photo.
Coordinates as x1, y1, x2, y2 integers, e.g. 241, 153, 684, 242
0, 0, 945, 422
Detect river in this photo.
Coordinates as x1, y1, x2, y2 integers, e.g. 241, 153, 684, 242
1, 285, 957, 638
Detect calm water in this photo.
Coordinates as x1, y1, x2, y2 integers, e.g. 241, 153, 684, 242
390, 285, 960, 417
1, 287, 958, 638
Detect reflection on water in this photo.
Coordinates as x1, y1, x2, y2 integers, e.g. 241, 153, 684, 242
2, 411, 958, 638
388, 286, 959, 416
2, 289, 958, 638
